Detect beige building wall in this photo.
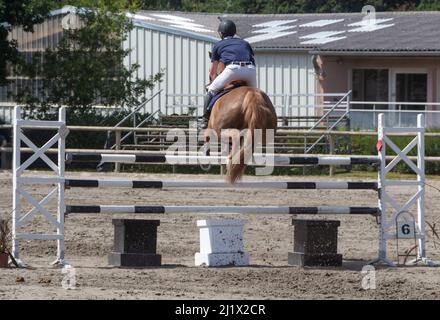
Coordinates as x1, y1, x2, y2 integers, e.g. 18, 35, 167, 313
319, 56, 440, 127
320, 56, 439, 102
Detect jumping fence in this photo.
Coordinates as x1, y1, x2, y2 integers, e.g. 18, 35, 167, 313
10, 106, 435, 267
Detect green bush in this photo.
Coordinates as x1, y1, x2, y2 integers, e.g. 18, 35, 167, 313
350, 133, 440, 175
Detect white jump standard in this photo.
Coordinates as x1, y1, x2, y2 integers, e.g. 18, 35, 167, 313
12, 107, 68, 266
374, 114, 434, 266
11, 106, 434, 266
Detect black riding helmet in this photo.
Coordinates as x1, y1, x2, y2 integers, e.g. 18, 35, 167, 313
218, 19, 236, 38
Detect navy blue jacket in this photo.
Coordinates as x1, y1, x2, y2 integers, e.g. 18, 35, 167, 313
211, 37, 255, 66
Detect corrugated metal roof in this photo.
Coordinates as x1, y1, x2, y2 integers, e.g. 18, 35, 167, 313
129, 10, 440, 55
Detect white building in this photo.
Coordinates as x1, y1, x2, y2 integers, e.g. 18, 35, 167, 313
124, 11, 317, 118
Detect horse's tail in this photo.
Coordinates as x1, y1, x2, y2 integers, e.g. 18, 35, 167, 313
227, 89, 272, 183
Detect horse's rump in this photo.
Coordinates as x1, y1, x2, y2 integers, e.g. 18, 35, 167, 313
207, 87, 277, 183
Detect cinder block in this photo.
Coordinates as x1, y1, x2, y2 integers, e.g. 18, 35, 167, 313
195, 219, 249, 267
109, 219, 161, 267
288, 219, 342, 267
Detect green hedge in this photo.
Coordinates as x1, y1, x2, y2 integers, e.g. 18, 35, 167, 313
350, 133, 440, 175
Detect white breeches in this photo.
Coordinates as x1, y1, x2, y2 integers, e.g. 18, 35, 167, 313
207, 64, 257, 94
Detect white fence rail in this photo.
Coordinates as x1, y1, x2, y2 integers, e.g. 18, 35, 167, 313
164, 92, 350, 128
3, 96, 440, 129
0, 100, 158, 124
350, 101, 440, 129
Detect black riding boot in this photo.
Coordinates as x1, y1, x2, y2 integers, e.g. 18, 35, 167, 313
199, 92, 214, 129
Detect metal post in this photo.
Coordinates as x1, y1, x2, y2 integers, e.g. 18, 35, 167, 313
329, 134, 335, 176
377, 113, 388, 264
416, 114, 425, 260
12, 106, 21, 262
398, 104, 402, 127
55, 107, 66, 265
373, 104, 377, 129
345, 94, 352, 171
132, 109, 136, 146
115, 131, 121, 173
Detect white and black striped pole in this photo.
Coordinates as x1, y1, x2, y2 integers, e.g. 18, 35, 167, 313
65, 179, 378, 190
66, 153, 380, 166
65, 205, 380, 216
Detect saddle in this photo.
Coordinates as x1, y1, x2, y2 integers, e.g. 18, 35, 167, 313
207, 81, 247, 111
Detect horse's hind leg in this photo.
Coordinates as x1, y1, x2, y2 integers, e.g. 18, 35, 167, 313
200, 129, 214, 172
203, 136, 210, 156
200, 127, 212, 157
220, 133, 230, 176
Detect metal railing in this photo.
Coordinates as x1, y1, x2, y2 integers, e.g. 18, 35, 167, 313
268, 93, 347, 128
0, 102, 152, 124
164, 92, 351, 128
304, 91, 351, 153
163, 94, 440, 129
109, 90, 163, 150
0, 102, 17, 123
165, 93, 204, 116
350, 101, 440, 129
4, 92, 440, 131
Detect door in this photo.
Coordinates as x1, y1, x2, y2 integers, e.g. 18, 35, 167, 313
390, 69, 427, 126
351, 68, 389, 129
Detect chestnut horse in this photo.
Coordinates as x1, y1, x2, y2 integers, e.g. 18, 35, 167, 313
205, 63, 277, 183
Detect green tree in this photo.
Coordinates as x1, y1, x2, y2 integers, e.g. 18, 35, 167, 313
0, 0, 57, 86
417, 0, 440, 10
140, 0, 183, 10
18, 0, 162, 114
260, 0, 420, 13
224, 0, 267, 13
138, 0, 426, 13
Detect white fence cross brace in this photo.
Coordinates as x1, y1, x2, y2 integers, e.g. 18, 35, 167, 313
17, 131, 60, 175
18, 187, 61, 228
383, 136, 420, 175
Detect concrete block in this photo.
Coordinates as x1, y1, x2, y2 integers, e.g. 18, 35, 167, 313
288, 219, 342, 267
195, 219, 249, 267
109, 219, 161, 267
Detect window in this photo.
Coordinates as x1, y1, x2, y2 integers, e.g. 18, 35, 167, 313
395, 73, 427, 111
352, 69, 388, 109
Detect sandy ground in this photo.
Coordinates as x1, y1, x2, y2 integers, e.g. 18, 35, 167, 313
0, 170, 439, 300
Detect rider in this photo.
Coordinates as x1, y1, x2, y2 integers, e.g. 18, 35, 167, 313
200, 19, 257, 129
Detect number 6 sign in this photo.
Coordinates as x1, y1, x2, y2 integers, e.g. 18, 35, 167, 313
397, 221, 415, 239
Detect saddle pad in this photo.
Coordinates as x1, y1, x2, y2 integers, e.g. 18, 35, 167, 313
207, 91, 230, 111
